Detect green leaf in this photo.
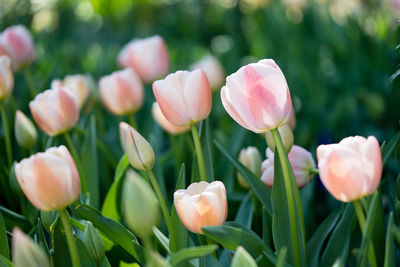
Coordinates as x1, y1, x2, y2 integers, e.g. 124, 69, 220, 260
0, 255, 12, 267
71, 203, 144, 263
168, 245, 217, 266
320, 204, 355, 266
101, 154, 129, 222
234, 192, 253, 228
306, 209, 341, 267
0, 211, 9, 259
384, 212, 395, 267
153, 226, 170, 253
381, 131, 400, 167
214, 140, 272, 214
0, 206, 31, 232
200, 119, 214, 180
81, 116, 100, 209
276, 247, 288, 267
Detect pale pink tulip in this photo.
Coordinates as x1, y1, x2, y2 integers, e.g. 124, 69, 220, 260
14, 145, 81, 211
190, 55, 225, 91
221, 59, 293, 133
262, 145, 316, 188
317, 136, 382, 202
29, 87, 79, 136
153, 69, 212, 126
174, 181, 227, 234
99, 68, 144, 115
0, 55, 13, 101
51, 74, 91, 108
117, 35, 169, 83
151, 102, 190, 135
0, 25, 34, 70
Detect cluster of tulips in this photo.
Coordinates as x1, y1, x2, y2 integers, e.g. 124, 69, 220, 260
0, 24, 386, 267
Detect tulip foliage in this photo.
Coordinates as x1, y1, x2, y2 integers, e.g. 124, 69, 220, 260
1, 5, 400, 267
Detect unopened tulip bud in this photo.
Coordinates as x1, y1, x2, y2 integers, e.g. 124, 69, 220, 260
0, 55, 13, 101
237, 147, 262, 189
51, 74, 91, 109
118, 35, 169, 83
12, 228, 51, 267
174, 181, 227, 234
29, 87, 79, 136
190, 55, 225, 91
265, 124, 294, 153
122, 170, 160, 237
84, 222, 105, 266
262, 145, 315, 188
15, 145, 81, 211
317, 136, 382, 202
14, 110, 37, 149
153, 69, 212, 127
99, 68, 144, 115
231, 246, 257, 267
119, 122, 155, 171
221, 59, 293, 133
151, 102, 190, 135
0, 25, 35, 70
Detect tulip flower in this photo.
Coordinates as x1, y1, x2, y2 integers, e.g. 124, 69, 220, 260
0, 25, 34, 70
190, 55, 225, 91
261, 145, 316, 188
237, 147, 262, 189
117, 35, 169, 83
174, 181, 227, 234
316, 136, 382, 202
151, 102, 190, 135
0, 55, 13, 101
14, 145, 81, 211
152, 69, 212, 127
14, 110, 37, 149
119, 122, 155, 171
265, 124, 294, 153
99, 68, 144, 116
220, 59, 293, 133
12, 228, 51, 267
29, 87, 79, 136
51, 74, 91, 109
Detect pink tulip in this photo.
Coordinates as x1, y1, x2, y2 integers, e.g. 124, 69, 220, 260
190, 55, 225, 91
29, 87, 79, 136
99, 68, 144, 115
0, 55, 13, 101
14, 145, 81, 211
174, 181, 227, 234
117, 35, 169, 83
261, 145, 316, 188
317, 136, 382, 202
151, 102, 190, 134
220, 59, 293, 133
152, 69, 212, 126
51, 74, 91, 109
0, 25, 34, 70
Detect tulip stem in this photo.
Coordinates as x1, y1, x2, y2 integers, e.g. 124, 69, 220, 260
190, 124, 207, 181
0, 104, 12, 167
147, 170, 177, 252
64, 132, 87, 194
128, 114, 138, 130
23, 68, 36, 99
309, 168, 320, 175
59, 209, 81, 267
353, 200, 377, 267
271, 128, 305, 267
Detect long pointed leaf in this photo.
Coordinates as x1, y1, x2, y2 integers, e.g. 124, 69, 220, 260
0, 212, 9, 259
384, 212, 395, 267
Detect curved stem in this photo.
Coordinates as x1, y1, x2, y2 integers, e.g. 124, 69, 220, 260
309, 168, 320, 175
147, 170, 177, 252
1, 104, 12, 166
64, 132, 87, 194
190, 124, 207, 181
59, 209, 81, 267
143, 235, 153, 264
23, 68, 36, 99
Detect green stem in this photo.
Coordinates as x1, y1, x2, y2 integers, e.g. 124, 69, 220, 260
353, 200, 377, 267
271, 128, 304, 267
147, 170, 177, 252
128, 114, 138, 129
190, 124, 207, 181
59, 209, 81, 267
309, 168, 319, 175
1, 104, 12, 166
23, 68, 36, 99
64, 132, 87, 194
143, 235, 153, 264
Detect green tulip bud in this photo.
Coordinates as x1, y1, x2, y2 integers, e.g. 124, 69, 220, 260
84, 221, 105, 266
266, 124, 294, 153
231, 246, 257, 267
14, 110, 37, 149
237, 147, 262, 189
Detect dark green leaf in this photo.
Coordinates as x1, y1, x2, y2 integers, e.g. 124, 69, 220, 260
200, 119, 214, 180
0, 206, 31, 232
381, 132, 400, 167
234, 192, 253, 228
168, 245, 217, 266
0, 211, 9, 259
384, 212, 395, 267
153, 226, 170, 253
0, 255, 11, 267
276, 247, 288, 267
